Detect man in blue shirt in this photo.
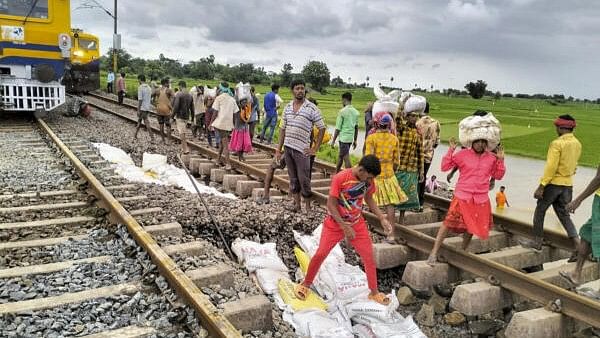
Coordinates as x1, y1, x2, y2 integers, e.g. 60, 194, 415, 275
259, 84, 280, 144
106, 71, 115, 94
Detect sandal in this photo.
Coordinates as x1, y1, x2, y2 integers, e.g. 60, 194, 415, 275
294, 284, 310, 301
559, 271, 581, 287
368, 292, 390, 305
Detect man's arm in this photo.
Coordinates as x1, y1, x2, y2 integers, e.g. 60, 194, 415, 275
331, 112, 343, 145
353, 124, 359, 149
364, 192, 392, 234
567, 165, 600, 212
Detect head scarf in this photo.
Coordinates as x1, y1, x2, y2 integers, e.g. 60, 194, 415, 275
554, 117, 576, 129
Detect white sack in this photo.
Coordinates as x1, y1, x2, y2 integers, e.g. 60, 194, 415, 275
403, 95, 427, 115
458, 112, 502, 151
236, 82, 252, 101
255, 269, 289, 294
231, 239, 288, 273
346, 291, 399, 323
372, 85, 401, 114
290, 309, 354, 338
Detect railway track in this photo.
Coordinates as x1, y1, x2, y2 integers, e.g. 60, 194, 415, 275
0, 116, 253, 337
82, 91, 600, 337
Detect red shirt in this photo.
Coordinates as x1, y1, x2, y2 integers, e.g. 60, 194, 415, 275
328, 169, 376, 224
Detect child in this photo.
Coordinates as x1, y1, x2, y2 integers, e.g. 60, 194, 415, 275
294, 155, 393, 305
229, 98, 253, 161
365, 114, 408, 243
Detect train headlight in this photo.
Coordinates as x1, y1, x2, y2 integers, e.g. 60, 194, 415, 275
58, 33, 72, 58
74, 50, 84, 57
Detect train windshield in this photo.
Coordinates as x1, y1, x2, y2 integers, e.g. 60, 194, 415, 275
78, 38, 97, 51
0, 0, 49, 19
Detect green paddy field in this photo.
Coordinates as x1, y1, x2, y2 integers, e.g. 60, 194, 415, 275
102, 76, 600, 167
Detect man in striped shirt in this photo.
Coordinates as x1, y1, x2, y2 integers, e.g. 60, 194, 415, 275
275, 79, 326, 212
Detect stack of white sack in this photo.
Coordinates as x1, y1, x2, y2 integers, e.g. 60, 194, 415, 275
236, 82, 252, 101
372, 85, 401, 114
91, 144, 235, 198
402, 95, 427, 115
285, 309, 354, 338
347, 294, 426, 338
294, 227, 370, 301
231, 239, 289, 294
458, 112, 502, 151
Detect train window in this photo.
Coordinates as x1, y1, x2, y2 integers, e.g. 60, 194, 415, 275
0, 0, 49, 19
78, 39, 97, 51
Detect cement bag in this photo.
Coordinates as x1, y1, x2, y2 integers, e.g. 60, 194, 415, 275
231, 239, 288, 272
142, 153, 168, 174
293, 229, 345, 264
372, 85, 401, 114
353, 324, 377, 338
236, 82, 252, 101
92, 143, 134, 165
277, 278, 328, 311
255, 268, 289, 294
458, 112, 501, 151
346, 291, 400, 323
290, 309, 353, 338
205, 86, 217, 99
319, 262, 370, 300
294, 246, 311, 275
369, 316, 427, 338
403, 95, 427, 115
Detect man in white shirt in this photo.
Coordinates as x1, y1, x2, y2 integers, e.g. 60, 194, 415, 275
134, 74, 154, 142
210, 82, 239, 170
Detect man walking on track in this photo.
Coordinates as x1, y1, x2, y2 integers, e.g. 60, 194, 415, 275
416, 102, 441, 209
330, 92, 359, 173
395, 102, 425, 221
293, 155, 393, 305
560, 164, 600, 287
172, 81, 194, 154
116, 72, 126, 105
521, 114, 582, 259
259, 84, 280, 144
275, 79, 326, 212
496, 186, 510, 209
106, 70, 114, 94
210, 82, 239, 170
134, 75, 154, 142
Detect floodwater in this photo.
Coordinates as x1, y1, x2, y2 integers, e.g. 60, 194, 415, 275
337, 126, 596, 234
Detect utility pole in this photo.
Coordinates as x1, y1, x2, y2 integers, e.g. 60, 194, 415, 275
112, 0, 118, 74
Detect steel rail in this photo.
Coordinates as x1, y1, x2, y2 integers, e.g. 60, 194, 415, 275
35, 117, 241, 338
86, 93, 600, 327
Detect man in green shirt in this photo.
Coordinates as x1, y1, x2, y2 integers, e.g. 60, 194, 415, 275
331, 92, 359, 172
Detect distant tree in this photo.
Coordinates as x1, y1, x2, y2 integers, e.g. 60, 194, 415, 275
502, 93, 514, 98
331, 75, 344, 87
493, 91, 502, 100
281, 63, 293, 86
301, 61, 330, 92
516, 93, 530, 99
567, 96, 574, 102
464, 80, 487, 99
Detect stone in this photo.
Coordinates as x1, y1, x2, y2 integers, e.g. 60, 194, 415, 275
415, 304, 436, 327
372, 243, 413, 269
210, 169, 226, 183
199, 162, 217, 176
469, 320, 505, 336
222, 295, 273, 332
222, 175, 247, 192
428, 292, 448, 314
504, 308, 571, 338
444, 311, 466, 326
402, 261, 450, 292
186, 264, 235, 289
449, 282, 512, 316
236, 181, 263, 198
397, 287, 417, 305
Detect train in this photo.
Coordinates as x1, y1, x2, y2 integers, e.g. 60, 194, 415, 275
1, 0, 100, 114
63, 29, 100, 94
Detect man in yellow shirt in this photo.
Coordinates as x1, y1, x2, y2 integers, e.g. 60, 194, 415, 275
522, 115, 581, 255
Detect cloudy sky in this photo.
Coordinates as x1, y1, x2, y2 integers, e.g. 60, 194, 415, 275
72, 0, 600, 98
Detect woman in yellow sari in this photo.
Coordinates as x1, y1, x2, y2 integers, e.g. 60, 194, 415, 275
365, 114, 408, 242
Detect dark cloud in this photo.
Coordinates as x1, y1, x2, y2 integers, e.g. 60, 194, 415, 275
432, 63, 441, 69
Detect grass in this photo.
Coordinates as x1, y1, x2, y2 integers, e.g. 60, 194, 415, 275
100, 73, 600, 167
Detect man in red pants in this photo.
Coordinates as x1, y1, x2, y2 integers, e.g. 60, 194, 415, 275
294, 154, 393, 305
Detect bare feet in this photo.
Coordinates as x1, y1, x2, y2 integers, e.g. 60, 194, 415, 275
426, 255, 438, 266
